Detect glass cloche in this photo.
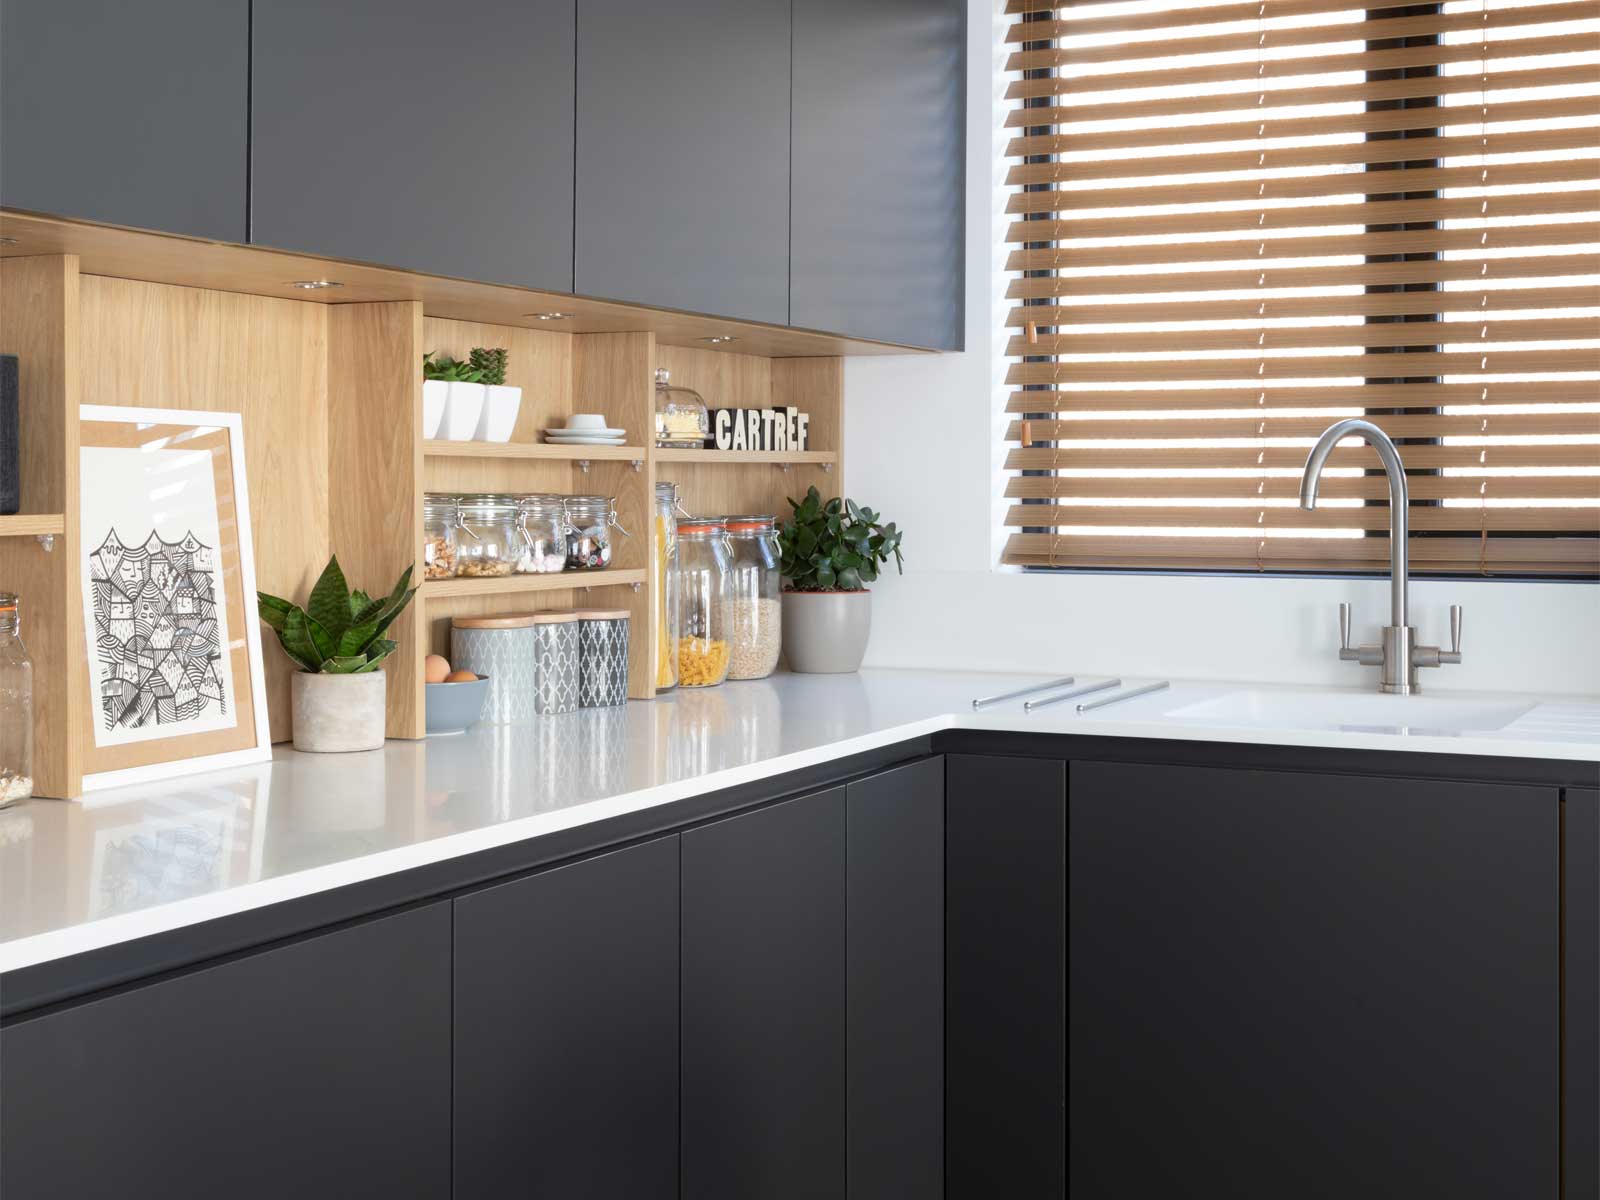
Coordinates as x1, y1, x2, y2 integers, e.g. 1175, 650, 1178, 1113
654, 367, 710, 449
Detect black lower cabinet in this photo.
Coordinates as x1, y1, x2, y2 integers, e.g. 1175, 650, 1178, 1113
681, 788, 847, 1200
0, 902, 451, 1200
847, 757, 946, 1199
452, 836, 680, 1199
945, 753, 1067, 1199
1569, 787, 1600, 1200
1069, 760, 1560, 1200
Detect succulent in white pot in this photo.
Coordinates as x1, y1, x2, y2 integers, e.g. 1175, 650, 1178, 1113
422, 351, 487, 441
468, 346, 522, 442
258, 556, 416, 752
777, 487, 903, 674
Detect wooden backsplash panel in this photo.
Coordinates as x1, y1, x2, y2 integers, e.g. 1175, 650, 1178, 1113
421, 317, 572, 442
78, 275, 330, 741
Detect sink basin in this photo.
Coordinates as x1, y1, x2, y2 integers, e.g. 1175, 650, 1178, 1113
1162, 689, 1536, 737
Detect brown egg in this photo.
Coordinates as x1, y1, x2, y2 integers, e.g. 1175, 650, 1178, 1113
424, 654, 451, 684
444, 669, 478, 684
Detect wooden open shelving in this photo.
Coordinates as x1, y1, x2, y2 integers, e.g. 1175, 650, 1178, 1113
0, 514, 65, 537
0, 213, 851, 796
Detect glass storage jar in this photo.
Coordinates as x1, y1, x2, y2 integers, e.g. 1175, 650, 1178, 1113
722, 515, 783, 680
565, 495, 627, 570
0, 593, 33, 808
654, 367, 710, 449
454, 494, 522, 578
673, 518, 731, 687
516, 494, 568, 575
422, 493, 461, 580
653, 481, 688, 690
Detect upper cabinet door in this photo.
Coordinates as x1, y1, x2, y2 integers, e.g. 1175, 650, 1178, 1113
251, 0, 575, 292
0, 0, 248, 242
791, 0, 965, 350
574, 0, 790, 325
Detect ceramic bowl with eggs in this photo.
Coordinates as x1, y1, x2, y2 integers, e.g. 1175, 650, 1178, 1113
424, 654, 490, 735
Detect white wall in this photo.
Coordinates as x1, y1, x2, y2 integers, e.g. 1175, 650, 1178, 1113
844, 0, 1599, 697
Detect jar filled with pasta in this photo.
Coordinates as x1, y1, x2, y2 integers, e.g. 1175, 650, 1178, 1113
653, 481, 688, 690
673, 518, 731, 687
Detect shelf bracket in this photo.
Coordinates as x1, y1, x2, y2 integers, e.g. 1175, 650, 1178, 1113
822, 462, 833, 474
631, 581, 642, 593
630, 459, 643, 473
576, 459, 590, 474
35, 533, 54, 553
777, 462, 791, 473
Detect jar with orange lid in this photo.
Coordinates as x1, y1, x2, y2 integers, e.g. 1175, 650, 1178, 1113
673, 518, 731, 687
0, 592, 33, 807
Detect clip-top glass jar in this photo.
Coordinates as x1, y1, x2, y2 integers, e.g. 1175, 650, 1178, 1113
653, 481, 688, 690
422, 493, 460, 580
516, 494, 568, 575
654, 367, 710, 449
674, 518, 731, 687
0, 593, 33, 807
565, 495, 628, 570
455, 494, 522, 577
722, 515, 782, 680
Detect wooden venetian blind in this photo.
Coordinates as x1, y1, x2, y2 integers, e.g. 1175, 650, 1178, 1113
1001, 0, 1600, 575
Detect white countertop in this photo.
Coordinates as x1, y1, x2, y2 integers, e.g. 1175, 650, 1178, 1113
2, 668, 1596, 976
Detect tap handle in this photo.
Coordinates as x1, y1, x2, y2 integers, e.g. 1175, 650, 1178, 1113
1339, 602, 1352, 652
1450, 604, 1462, 655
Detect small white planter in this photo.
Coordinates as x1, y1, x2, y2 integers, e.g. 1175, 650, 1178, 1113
781, 590, 872, 673
441, 381, 486, 441
475, 384, 522, 442
422, 379, 448, 439
291, 670, 387, 753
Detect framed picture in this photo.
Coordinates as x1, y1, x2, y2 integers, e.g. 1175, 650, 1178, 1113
77, 406, 272, 791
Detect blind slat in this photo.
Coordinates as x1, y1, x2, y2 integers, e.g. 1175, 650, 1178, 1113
1005, 350, 1600, 385
1005, 444, 1600, 470
1007, 412, 1600, 441
1006, 475, 1600, 501
1005, 504, 1600, 532
1008, 318, 1600, 356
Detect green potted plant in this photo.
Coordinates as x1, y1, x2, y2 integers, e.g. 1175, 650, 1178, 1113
776, 486, 903, 673
258, 556, 416, 752
468, 346, 520, 442
422, 351, 486, 442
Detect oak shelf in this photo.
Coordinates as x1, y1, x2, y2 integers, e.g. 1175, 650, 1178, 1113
653, 448, 837, 466
424, 567, 646, 599
0, 514, 65, 538
422, 439, 647, 462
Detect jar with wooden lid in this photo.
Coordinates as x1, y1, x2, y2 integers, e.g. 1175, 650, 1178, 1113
423, 493, 461, 580
572, 608, 631, 708
450, 614, 538, 722
455, 494, 522, 578
526, 611, 581, 713
721, 515, 782, 680
673, 518, 731, 687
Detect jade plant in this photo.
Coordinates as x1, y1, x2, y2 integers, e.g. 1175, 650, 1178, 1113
422, 350, 484, 383
468, 346, 509, 386
258, 556, 416, 674
777, 486, 903, 593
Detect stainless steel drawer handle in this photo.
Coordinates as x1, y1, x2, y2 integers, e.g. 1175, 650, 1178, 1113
972, 676, 1075, 710
1076, 680, 1170, 714
1024, 678, 1120, 712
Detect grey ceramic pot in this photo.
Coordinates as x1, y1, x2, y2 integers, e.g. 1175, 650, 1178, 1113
291, 670, 386, 752
780, 589, 872, 673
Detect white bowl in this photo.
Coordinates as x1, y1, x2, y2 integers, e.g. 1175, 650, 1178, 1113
564, 412, 608, 432
442, 381, 485, 441
422, 379, 448, 439
474, 384, 522, 442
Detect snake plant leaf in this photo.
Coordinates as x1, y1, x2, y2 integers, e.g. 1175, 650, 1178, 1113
282, 608, 325, 671
307, 556, 352, 641
257, 591, 293, 632
354, 639, 398, 672
321, 655, 368, 674
304, 613, 336, 662
336, 619, 381, 658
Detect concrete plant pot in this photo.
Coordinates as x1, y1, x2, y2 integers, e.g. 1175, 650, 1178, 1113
781, 589, 872, 674
291, 670, 387, 753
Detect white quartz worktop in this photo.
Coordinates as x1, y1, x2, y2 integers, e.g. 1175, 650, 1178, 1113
2, 669, 1596, 975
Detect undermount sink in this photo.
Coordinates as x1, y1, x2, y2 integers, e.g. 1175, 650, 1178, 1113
1161, 689, 1536, 737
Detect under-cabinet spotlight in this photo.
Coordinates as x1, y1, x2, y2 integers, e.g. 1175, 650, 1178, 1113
526, 311, 571, 321
288, 279, 343, 290
699, 335, 739, 345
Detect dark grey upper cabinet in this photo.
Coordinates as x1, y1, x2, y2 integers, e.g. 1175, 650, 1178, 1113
791, 0, 965, 349
0, 0, 248, 242
1070, 761, 1559, 1200
251, 0, 575, 292
0, 902, 451, 1199
575, 0, 790, 324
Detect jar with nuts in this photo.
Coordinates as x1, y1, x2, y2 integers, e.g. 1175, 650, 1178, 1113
423, 493, 461, 580
454, 493, 522, 578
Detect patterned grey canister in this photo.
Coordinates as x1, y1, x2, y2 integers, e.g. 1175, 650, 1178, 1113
450, 615, 539, 723
574, 608, 631, 708
529, 611, 581, 714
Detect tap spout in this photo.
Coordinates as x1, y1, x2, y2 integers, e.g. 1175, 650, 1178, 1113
1299, 418, 1409, 629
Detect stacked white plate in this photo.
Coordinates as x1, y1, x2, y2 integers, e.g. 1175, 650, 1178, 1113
544, 426, 626, 446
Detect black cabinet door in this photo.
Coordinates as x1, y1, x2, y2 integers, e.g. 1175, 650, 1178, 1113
0, 902, 450, 1199
453, 836, 680, 1199
1569, 787, 1599, 1200
847, 756, 945, 1199
575, 0, 790, 324
681, 788, 846, 1199
946, 753, 1067, 1199
0, 0, 248, 241
791, 0, 965, 349
251, 0, 574, 292
1070, 761, 1560, 1200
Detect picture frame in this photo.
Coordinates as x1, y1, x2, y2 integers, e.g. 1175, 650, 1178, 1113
76, 406, 272, 791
